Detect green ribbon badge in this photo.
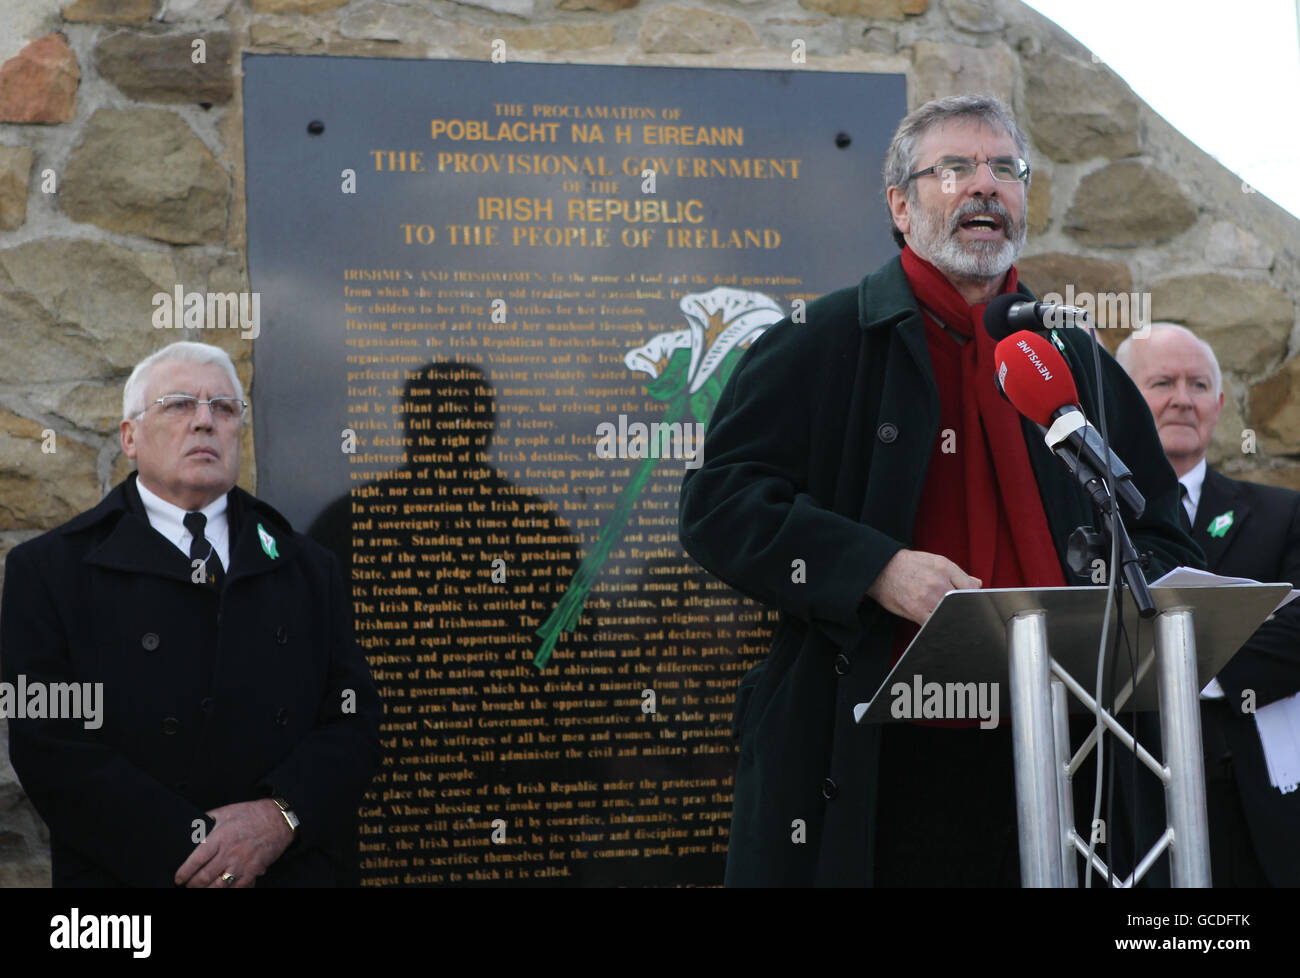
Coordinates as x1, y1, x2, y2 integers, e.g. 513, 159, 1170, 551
257, 522, 279, 559
1050, 329, 1066, 353
1207, 510, 1234, 539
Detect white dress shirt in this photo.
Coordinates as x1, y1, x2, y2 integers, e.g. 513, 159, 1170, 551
1180, 456, 1207, 527
135, 477, 231, 573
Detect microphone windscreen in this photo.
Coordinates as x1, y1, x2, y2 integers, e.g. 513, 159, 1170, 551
983, 293, 1025, 342
995, 330, 1079, 426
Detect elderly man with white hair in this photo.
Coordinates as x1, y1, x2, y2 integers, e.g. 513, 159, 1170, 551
1, 341, 381, 887
1118, 322, 1300, 887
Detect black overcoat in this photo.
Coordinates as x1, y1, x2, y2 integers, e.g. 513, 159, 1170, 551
1, 472, 382, 887
1191, 467, 1300, 886
678, 255, 1203, 886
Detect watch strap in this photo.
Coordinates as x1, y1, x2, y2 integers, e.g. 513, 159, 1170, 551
271, 796, 300, 834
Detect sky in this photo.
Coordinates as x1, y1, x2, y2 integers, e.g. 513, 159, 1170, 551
1022, 0, 1300, 219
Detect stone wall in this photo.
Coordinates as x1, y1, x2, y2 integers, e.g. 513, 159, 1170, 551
0, 0, 1297, 885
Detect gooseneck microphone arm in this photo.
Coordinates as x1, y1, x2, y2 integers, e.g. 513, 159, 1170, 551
1102, 493, 1156, 618
1037, 419, 1155, 617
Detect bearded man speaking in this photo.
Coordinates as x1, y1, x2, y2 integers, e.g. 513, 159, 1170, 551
678, 95, 1201, 887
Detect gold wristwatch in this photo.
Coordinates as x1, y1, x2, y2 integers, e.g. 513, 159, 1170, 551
271, 796, 300, 834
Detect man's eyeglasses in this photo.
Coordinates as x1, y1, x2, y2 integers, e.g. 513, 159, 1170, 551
906, 156, 1030, 185
140, 395, 248, 423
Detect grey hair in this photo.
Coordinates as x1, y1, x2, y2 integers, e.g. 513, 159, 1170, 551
122, 341, 244, 420
1115, 322, 1222, 397
882, 94, 1032, 248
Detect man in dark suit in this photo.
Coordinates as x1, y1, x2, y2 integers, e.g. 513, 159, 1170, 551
1118, 322, 1300, 887
1, 341, 382, 887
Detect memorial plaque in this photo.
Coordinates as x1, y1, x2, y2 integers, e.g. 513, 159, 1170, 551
244, 56, 904, 885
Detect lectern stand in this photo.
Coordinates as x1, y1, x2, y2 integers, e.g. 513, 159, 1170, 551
853, 583, 1288, 888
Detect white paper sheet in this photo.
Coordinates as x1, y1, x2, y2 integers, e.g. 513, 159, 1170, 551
1150, 566, 1299, 615
1253, 694, 1300, 794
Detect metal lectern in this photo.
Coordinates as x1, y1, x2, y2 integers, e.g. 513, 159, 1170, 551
854, 583, 1288, 888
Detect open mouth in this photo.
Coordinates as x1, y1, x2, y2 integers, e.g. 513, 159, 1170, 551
958, 214, 1003, 233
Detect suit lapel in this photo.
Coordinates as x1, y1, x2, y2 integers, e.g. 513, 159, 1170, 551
82, 476, 295, 587
84, 511, 195, 584
225, 489, 295, 586
857, 261, 940, 535
1195, 467, 1249, 568
83, 476, 194, 584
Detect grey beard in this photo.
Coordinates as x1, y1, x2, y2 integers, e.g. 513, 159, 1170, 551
910, 203, 1026, 281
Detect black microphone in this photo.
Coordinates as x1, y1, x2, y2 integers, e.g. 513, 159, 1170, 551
983, 293, 1091, 341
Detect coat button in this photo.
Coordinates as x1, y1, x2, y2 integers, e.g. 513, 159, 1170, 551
142, 632, 160, 651
877, 422, 898, 444
200, 697, 214, 714
162, 717, 179, 735
275, 707, 289, 726
822, 777, 838, 800
275, 626, 289, 645
833, 653, 850, 676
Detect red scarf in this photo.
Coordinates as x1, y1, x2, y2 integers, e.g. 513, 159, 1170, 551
890, 247, 1065, 673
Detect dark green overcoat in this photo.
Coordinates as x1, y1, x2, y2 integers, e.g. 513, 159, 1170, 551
678, 255, 1203, 887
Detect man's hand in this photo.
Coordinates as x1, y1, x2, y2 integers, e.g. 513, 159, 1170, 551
174, 799, 295, 889
866, 549, 982, 626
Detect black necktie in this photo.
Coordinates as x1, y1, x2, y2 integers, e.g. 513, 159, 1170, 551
184, 511, 225, 588
1178, 483, 1192, 533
